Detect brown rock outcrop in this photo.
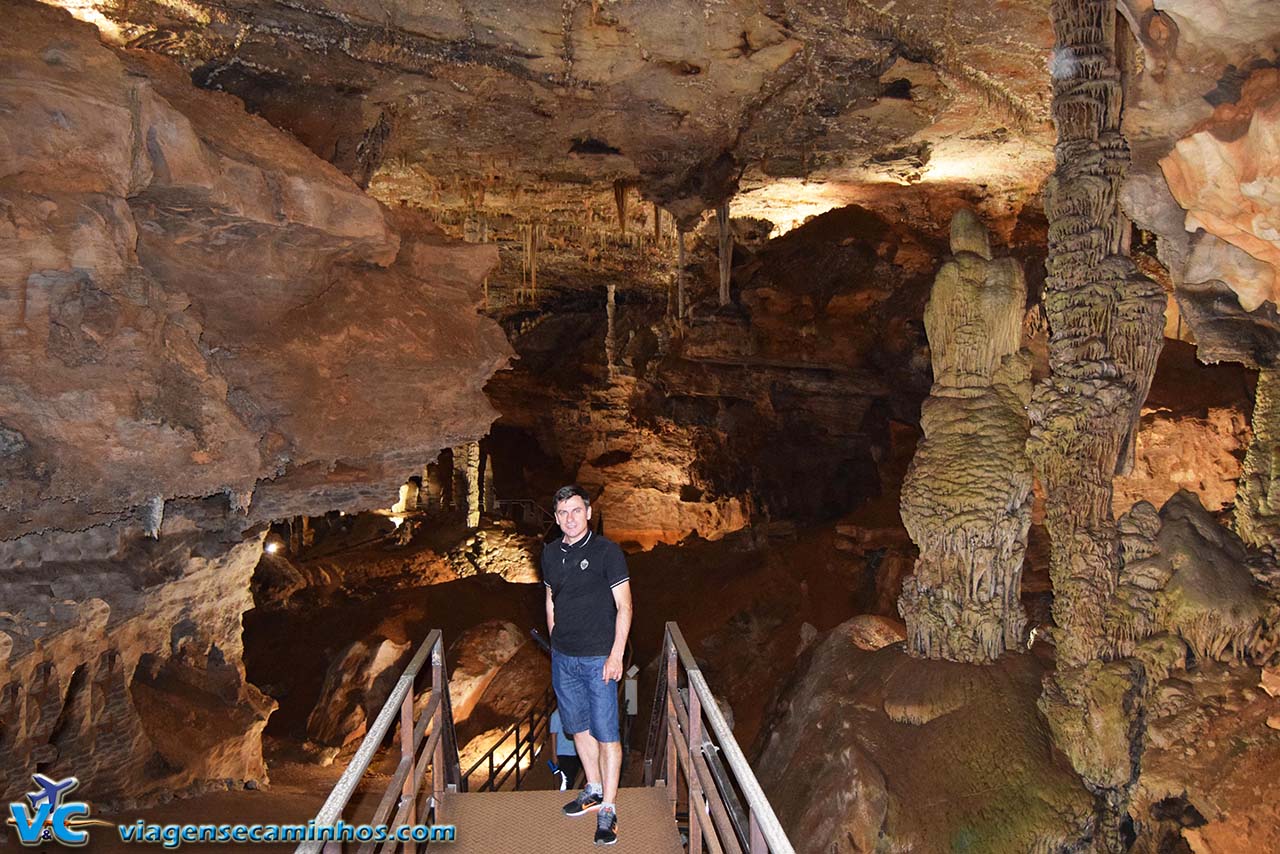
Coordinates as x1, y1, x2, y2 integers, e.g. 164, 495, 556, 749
304, 637, 412, 749
756, 622, 1094, 853
1160, 69, 1280, 313
0, 522, 274, 804
899, 209, 1033, 663
1, 1, 511, 804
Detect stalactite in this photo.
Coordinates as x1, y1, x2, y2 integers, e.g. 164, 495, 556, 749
677, 229, 687, 324
143, 496, 164, 539
717, 202, 732, 306
614, 179, 629, 236
605, 282, 617, 378
653, 202, 661, 245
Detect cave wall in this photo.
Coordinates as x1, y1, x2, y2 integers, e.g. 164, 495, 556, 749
0, 1, 511, 803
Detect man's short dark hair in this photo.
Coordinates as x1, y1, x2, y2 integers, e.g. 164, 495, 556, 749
553, 485, 590, 509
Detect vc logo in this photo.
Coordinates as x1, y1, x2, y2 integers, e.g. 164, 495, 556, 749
5, 774, 111, 847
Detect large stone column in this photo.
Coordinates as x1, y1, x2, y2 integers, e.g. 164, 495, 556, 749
1028, 1, 1166, 848
464, 441, 481, 529
1237, 369, 1280, 551
899, 209, 1033, 663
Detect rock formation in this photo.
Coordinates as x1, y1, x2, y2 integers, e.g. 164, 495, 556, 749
899, 209, 1033, 663
305, 637, 412, 751
756, 622, 1094, 854
1160, 68, 1280, 313
1237, 370, 1280, 553
1027, 0, 1166, 846
0, 1, 510, 803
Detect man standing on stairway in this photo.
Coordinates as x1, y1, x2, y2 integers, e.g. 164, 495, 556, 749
544, 485, 632, 846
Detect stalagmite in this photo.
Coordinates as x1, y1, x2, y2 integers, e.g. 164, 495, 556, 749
482, 450, 496, 513
465, 441, 481, 529
899, 209, 1033, 663
1237, 370, 1280, 552
1027, 1, 1166, 848
717, 202, 732, 306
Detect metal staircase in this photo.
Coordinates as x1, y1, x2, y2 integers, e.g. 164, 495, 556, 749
298, 623, 794, 854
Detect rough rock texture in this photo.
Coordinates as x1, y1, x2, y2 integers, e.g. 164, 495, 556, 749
1113, 340, 1256, 515
1237, 370, 1280, 552
1, 1, 511, 803
1160, 68, 1280, 313
0, 519, 274, 804
71, 0, 1054, 230
899, 209, 1033, 663
1, 1, 510, 539
445, 620, 528, 727
1027, 1, 1166, 846
1122, 0, 1280, 367
1135, 663, 1280, 854
445, 524, 541, 584
755, 622, 1094, 853
1106, 492, 1275, 663
304, 637, 412, 749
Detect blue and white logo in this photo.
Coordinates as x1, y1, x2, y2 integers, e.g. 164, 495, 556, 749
6, 774, 109, 847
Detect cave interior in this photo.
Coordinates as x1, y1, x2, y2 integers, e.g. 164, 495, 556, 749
2, 0, 1280, 851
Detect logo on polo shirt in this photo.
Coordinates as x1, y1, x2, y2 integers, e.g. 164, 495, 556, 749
580, 559, 589, 570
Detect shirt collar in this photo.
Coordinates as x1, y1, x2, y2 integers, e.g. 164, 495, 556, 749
560, 529, 593, 551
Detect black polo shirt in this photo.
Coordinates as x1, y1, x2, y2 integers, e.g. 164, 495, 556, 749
542, 530, 630, 656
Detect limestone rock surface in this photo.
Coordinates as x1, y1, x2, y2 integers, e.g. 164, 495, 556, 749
305, 637, 412, 748
755, 622, 1094, 853
898, 210, 1032, 663
0, 1, 511, 804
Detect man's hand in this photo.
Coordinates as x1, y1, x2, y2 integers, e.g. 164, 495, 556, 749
603, 653, 623, 682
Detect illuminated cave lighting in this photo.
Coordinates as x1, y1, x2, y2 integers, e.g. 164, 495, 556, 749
389, 515, 405, 528
264, 540, 281, 554
39, 0, 123, 42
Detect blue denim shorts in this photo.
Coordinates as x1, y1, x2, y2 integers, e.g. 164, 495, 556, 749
551, 651, 620, 743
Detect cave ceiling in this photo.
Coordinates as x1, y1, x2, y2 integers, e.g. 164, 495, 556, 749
56, 0, 1057, 238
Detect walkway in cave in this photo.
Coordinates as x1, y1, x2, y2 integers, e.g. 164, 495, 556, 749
441, 786, 684, 853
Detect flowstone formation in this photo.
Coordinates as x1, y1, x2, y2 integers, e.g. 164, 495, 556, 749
1026, 0, 1166, 845
0, 1, 510, 804
899, 209, 1033, 663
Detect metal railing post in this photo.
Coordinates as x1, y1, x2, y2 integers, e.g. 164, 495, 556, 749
431, 638, 445, 822
665, 628, 678, 818
688, 688, 705, 854
750, 811, 766, 854
400, 687, 417, 854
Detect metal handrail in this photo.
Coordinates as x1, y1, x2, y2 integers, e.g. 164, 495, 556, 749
645, 622, 795, 854
296, 630, 461, 854
462, 685, 556, 792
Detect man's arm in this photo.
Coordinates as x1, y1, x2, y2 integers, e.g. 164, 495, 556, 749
545, 584, 556, 638
603, 580, 632, 682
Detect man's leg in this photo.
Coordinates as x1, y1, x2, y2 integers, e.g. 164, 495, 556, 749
599, 739, 622, 804
572, 730, 602, 789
